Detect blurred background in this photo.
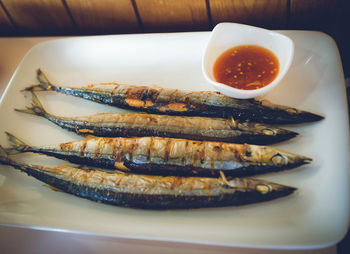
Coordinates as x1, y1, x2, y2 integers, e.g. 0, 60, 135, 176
0, 0, 349, 77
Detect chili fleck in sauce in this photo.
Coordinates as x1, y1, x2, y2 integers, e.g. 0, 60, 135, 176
213, 45, 279, 90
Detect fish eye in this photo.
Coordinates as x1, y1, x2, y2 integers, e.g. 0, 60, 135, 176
271, 153, 287, 166
262, 128, 276, 136
256, 184, 272, 194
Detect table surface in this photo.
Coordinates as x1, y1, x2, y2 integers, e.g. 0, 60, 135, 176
0, 36, 339, 254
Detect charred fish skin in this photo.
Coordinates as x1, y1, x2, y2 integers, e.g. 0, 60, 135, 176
0, 147, 296, 209
15, 93, 298, 145
237, 100, 324, 124
24, 69, 324, 124
6, 133, 311, 178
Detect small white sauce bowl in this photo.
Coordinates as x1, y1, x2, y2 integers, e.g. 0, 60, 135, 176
202, 23, 294, 99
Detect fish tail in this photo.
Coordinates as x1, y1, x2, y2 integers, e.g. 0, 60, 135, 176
5, 132, 31, 154
0, 145, 32, 170
23, 82, 52, 92
0, 145, 12, 165
0, 145, 53, 183
36, 68, 51, 84
15, 92, 47, 117
23, 69, 54, 92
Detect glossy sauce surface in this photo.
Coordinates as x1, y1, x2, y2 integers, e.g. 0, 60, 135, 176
213, 45, 279, 90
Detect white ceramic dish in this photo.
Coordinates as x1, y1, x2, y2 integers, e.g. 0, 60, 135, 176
0, 31, 349, 250
203, 23, 294, 99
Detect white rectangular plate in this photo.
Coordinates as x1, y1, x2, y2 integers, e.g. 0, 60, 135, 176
0, 31, 349, 249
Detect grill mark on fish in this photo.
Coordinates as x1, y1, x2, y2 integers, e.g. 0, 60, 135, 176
6, 133, 312, 178
181, 140, 188, 167
0, 147, 297, 209
97, 138, 105, 159
128, 140, 135, 162
190, 140, 197, 168
164, 138, 171, 162
199, 141, 205, 165
168, 89, 178, 102
23, 69, 324, 124
111, 139, 118, 160
80, 139, 88, 157
147, 136, 153, 163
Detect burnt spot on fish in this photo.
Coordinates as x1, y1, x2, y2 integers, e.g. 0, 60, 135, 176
239, 144, 252, 162
213, 145, 222, 152
125, 86, 147, 99
59, 142, 73, 151
140, 89, 159, 101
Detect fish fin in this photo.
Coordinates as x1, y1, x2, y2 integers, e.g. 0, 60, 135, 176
15, 92, 47, 117
5, 132, 31, 153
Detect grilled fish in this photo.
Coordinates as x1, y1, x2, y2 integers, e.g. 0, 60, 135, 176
0, 147, 297, 209
6, 133, 311, 177
15, 92, 297, 145
24, 69, 323, 124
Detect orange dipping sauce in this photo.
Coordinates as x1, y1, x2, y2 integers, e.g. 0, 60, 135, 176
213, 45, 279, 90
